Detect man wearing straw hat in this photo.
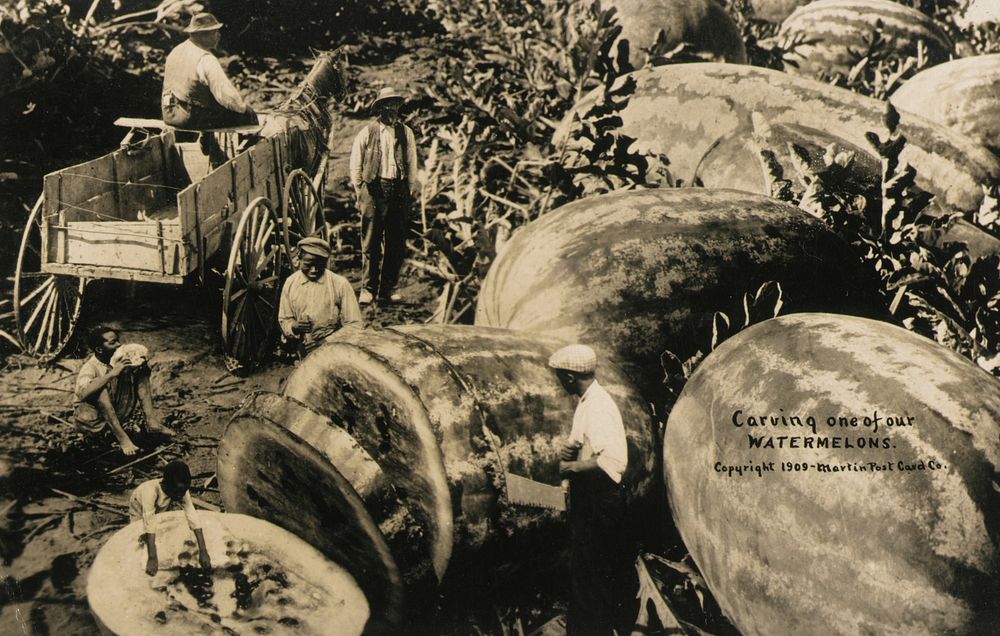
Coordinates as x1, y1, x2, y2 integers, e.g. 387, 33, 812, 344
549, 343, 632, 636
349, 86, 420, 305
278, 237, 362, 355
161, 12, 257, 130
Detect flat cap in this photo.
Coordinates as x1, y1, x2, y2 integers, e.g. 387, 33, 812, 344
297, 237, 331, 258
548, 344, 597, 373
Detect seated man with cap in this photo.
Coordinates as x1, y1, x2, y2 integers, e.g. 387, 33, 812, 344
161, 13, 257, 131
278, 237, 362, 355
549, 343, 633, 636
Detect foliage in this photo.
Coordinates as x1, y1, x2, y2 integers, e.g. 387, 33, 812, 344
814, 25, 937, 99
208, 0, 440, 55
759, 102, 1000, 375
660, 281, 785, 410
401, 0, 656, 323
0, 0, 162, 164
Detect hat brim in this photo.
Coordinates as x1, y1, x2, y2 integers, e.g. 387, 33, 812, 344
298, 246, 331, 258
184, 23, 224, 32
371, 95, 405, 110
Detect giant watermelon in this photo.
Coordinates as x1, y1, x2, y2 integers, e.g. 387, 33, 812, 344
777, 0, 953, 79
604, 0, 747, 64
891, 54, 1000, 157
556, 63, 1000, 255
88, 512, 370, 636
475, 188, 884, 406
664, 313, 1000, 635
219, 325, 657, 628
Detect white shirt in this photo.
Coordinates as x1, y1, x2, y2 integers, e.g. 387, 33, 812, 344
278, 270, 362, 348
74, 354, 111, 403
129, 478, 201, 534
349, 122, 419, 187
569, 380, 628, 483
195, 52, 251, 114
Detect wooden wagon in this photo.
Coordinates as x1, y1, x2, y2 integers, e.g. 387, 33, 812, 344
12, 50, 344, 373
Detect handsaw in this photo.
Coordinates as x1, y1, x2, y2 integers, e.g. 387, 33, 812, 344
505, 472, 567, 512
481, 424, 567, 512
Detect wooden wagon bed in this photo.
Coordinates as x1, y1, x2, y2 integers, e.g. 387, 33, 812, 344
41, 130, 293, 284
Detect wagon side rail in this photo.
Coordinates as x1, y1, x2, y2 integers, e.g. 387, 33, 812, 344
177, 130, 292, 282
40, 130, 191, 284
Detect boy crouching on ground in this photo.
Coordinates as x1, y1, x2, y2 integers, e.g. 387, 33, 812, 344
130, 460, 212, 576
73, 325, 174, 456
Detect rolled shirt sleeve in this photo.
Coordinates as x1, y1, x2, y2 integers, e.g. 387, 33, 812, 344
588, 403, 628, 483
133, 481, 161, 535
74, 359, 100, 401
181, 491, 202, 530
571, 382, 629, 484
278, 277, 296, 338
336, 276, 362, 326
197, 55, 251, 114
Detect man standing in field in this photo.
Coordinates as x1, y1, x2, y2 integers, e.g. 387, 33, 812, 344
550, 344, 632, 635
278, 237, 362, 355
161, 13, 257, 130
349, 87, 420, 306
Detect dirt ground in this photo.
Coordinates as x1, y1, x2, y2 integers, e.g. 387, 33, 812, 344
0, 43, 443, 635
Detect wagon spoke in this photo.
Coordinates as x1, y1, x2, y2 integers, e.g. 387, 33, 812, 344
46, 288, 62, 354
223, 197, 283, 372
256, 245, 278, 278
23, 283, 55, 336
282, 170, 324, 261
229, 287, 248, 304
256, 275, 279, 289
14, 196, 84, 359
22, 276, 55, 306
229, 295, 249, 338
254, 291, 276, 332
255, 215, 273, 250
239, 237, 253, 279
57, 287, 73, 344
33, 290, 57, 353
251, 227, 275, 279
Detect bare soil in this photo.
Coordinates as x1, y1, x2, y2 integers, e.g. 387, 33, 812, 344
0, 40, 443, 635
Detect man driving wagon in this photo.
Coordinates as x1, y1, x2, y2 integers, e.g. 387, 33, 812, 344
162, 13, 257, 131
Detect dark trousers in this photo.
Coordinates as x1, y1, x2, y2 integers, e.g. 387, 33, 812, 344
359, 178, 411, 297
162, 101, 257, 130
163, 102, 258, 167
567, 471, 633, 636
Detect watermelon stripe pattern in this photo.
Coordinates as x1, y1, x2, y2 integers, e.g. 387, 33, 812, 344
476, 188, 885, 407
605, 0, 747, 64
556, 63, 1000, 255
219, 393, 403, 633
274, 325, 655, 596
778, 0, 954, 78
891, 54, 1000, 156
665, 313, 1000, 635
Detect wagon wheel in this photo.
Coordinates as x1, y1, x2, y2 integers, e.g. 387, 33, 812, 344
221, 197, 285, 375
281, 168, 328, 265
13, 196, 86, 361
